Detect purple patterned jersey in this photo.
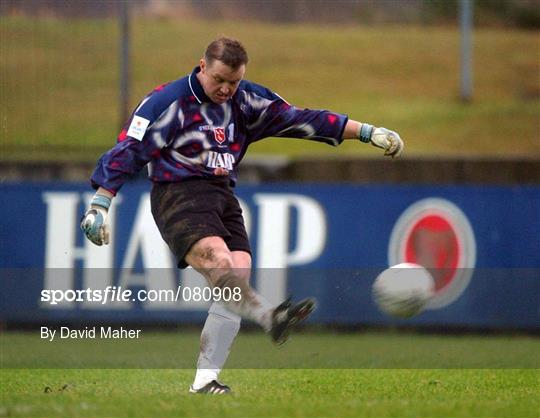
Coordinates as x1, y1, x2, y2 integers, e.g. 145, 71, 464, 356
91, 67, 348, 194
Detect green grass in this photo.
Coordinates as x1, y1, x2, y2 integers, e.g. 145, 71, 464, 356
1, 16, 539, 162
2, 330, 539, 369
1, 331, 539, 417
2, 369, 538, 417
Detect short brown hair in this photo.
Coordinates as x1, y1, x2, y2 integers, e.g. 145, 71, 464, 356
204, 37, 248, 69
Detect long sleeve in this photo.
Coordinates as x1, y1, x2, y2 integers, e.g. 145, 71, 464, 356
90, 82, 181, 193
239, 85, 348, 146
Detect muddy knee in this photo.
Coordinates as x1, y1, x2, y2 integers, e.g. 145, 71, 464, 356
186, 237, 233, 270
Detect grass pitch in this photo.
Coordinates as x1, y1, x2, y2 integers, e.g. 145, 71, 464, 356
2, 369, 538, 418
1, 330, 538, 417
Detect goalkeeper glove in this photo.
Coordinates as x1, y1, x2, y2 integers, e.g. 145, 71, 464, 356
80, 194, 111, 246
358, 124, 404, 159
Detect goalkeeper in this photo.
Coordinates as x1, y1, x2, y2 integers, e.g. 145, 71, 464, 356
81, 37, 403, 394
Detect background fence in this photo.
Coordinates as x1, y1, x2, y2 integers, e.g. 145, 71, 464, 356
2, 0, 539, 162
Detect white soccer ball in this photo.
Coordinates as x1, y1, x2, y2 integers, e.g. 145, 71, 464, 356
372, 263, 435, 318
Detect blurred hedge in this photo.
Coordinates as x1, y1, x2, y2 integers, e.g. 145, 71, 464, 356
1, 0, 539, 29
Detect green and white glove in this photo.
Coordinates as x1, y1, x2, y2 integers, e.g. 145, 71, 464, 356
80, 194, 111, 246
358, 124, 404, 159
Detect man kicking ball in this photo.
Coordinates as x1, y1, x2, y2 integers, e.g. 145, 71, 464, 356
81, 37, 403, 394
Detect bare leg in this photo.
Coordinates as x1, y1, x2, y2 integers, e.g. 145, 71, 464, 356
185, 236, 274, 329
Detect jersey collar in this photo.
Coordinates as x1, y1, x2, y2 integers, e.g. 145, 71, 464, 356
188, 66, 212, 104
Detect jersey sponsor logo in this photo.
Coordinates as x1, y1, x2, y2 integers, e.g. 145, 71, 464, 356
207, 151, 235, 170
388, 198, 476, 309
213, 127, 226, 144
126, 115, 151, 141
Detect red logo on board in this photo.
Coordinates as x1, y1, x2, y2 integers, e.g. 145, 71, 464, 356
388, 198, 476, 309
404, 214, 460, 292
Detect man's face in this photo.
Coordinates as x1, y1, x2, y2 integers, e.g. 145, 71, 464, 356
198, 58, 245, 104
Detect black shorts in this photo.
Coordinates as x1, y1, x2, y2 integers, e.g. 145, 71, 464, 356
150, 177, 251, 269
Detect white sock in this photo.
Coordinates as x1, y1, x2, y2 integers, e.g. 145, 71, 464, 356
191, 302, 241, 390
224, 293, 274, 332
203, 269, 275, 331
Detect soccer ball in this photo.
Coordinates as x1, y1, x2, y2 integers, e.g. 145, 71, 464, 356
372, 263, 435, 318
